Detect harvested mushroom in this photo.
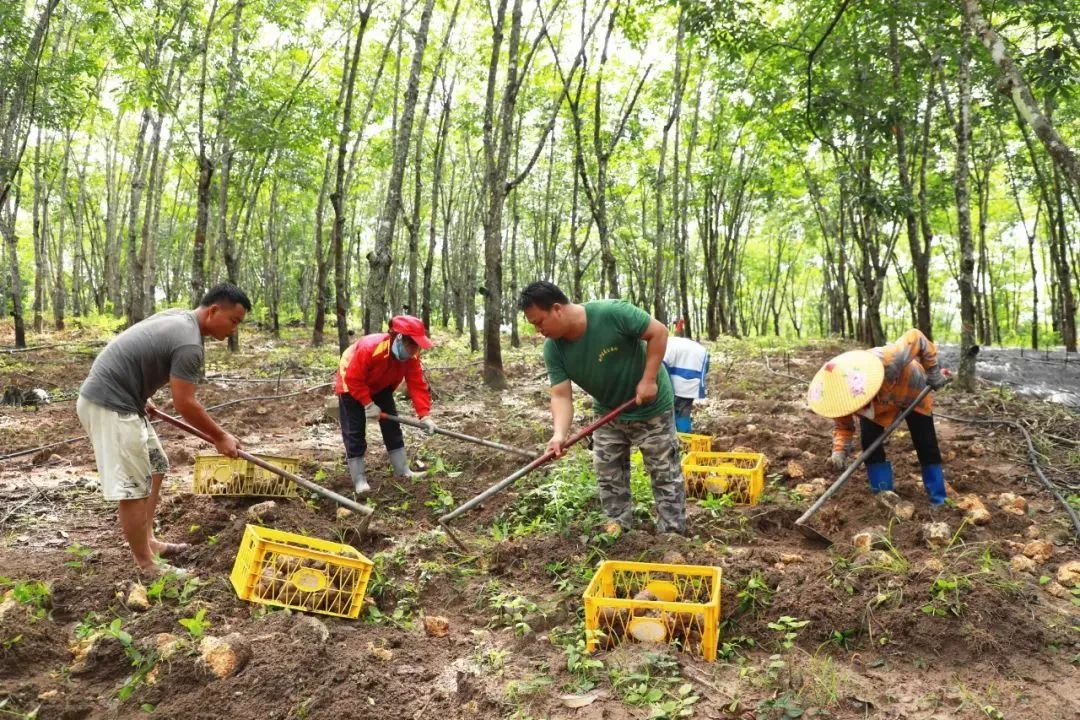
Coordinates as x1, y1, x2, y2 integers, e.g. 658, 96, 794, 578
628, 615, 668, 643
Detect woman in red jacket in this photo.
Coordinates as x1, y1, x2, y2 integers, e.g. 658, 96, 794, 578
335, 315, 434, 494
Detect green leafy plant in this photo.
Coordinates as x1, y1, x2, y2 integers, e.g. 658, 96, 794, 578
648, 684, 700, 720
363, 547, 422, 628
178, 608, 210, 640
558, 629, 604, 691
498, 451, 604, 536
423, 481, 455, 513
767, 616, 810, 649
735, 570, 773, 615
488, 590, 541, 636
698, 493, 735, 518
74, 612, 103, 640
0, 577, 50, 620
477, 647, 510, 671
611, 652, 687, 710
506, 674, 555, 699
825, 627, 856, 650
717, 634, 756, 660
146, 572, 201, 605
64, 543, 94, 570
756, 691, 805, 719
102, 618, 157, 702
921, 575, 972, 617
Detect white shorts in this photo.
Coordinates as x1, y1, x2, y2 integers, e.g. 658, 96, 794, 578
76, 395, 169, 501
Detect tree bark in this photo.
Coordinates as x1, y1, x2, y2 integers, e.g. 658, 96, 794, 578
311, 147, 333, 345
954, 14, 978, 390
191, 0, 220, 307
962, 0, 1080, 196
124, 108, 152, 325
331, 0, 375, 350
889, 17, 932, 338
652, 12, 685, 326
31, 127, 48, 334
567, 4, 650, 299
915, 67, 937, 339
422, 83, 452, 330
218, 0, 244, 348
366, 0, 436, 333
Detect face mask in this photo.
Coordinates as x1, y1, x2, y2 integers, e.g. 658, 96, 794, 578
392, 335, 412, 361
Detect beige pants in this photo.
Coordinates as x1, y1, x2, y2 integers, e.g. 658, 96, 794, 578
76, 396, 169, 501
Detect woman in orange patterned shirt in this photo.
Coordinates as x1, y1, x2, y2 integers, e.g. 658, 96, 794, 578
807, 329, 950, 509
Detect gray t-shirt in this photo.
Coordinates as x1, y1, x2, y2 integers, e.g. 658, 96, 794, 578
80, 309, 203, 415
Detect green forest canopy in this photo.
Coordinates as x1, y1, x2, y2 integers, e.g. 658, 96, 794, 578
2, 0, 1079, 386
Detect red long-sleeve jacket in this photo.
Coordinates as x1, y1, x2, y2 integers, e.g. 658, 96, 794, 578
334, 333, 432, 418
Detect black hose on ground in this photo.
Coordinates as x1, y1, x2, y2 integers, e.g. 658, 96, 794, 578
0, 382, 332, 462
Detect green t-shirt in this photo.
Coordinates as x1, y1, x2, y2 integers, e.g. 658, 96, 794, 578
543, 300, 674, 421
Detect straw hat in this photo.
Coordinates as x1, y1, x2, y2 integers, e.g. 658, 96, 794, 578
806, 350, 884, 418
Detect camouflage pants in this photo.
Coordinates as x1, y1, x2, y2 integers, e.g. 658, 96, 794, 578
592, 409, 686, 534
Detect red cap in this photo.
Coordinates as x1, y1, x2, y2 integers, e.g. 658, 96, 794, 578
389, 315, 433, 349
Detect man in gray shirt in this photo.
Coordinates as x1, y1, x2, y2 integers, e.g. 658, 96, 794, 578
77, 283, 250, 576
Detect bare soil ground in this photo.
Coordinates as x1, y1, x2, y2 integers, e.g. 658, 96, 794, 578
2, 328, 1078, 720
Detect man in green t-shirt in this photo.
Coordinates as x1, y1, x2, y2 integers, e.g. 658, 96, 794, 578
519, 281, 686, 535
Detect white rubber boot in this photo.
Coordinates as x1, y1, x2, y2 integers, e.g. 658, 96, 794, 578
388, 448, 422, 479
348, 456, 370, 496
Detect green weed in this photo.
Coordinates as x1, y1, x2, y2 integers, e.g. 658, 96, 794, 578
0, 577, 50, 620
102, 618, 157, 701
178, 608, 210, 640
498, 450, 603, 536
64, 543, 94, 570
487, 590, 541, 636
921, 575, 973, 617
553, 626, 604, 691
146, 572, 201, 606
423, 481, 455, 513
734, 570, 773, 615
767, 615, 810, 649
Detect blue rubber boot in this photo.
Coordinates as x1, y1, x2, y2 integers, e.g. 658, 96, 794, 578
674, 413, 692, 433
921, 464, 947, 505
866, 462, 894, 493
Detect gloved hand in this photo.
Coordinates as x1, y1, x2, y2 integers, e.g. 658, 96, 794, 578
926, 367, 948, 390
420, 417, 437, 436
827, 451, 847, 471
364, 402, 380, 420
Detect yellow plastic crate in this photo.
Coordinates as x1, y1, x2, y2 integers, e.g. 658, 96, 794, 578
677, 432, 713, 455
193, 454, 300, 497
230, 524, 373, 619
682, 451, 766, 504
584, 560, 722, 661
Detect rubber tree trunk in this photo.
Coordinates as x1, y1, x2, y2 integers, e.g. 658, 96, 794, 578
962, 0, 1080, 195
366, 0, 436, 334
954, 14, 978, 391
331, 1, 374, 351
889, 17, 932, 339
311, 148, 333, 345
